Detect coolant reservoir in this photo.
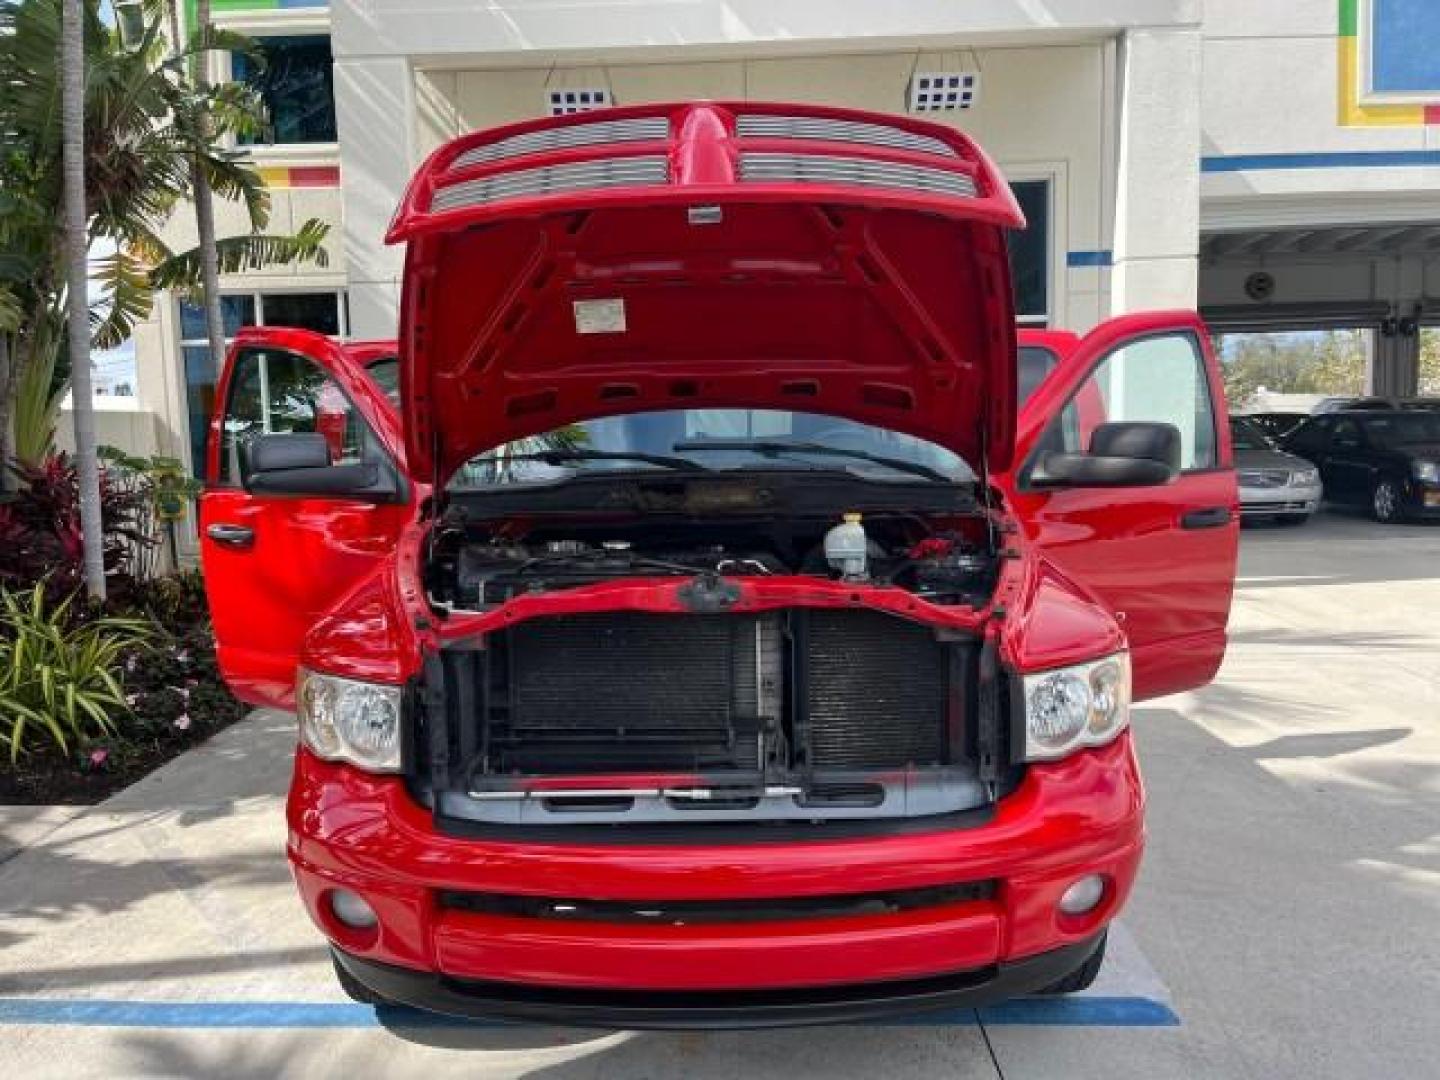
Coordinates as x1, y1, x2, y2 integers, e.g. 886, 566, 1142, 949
825, 513, 868, 580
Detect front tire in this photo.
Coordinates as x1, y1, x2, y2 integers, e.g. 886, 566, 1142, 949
1032, 932, 1106, 995
1371, 478, 1406, 524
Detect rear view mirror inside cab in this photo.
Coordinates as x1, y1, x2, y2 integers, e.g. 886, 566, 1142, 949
1031, 421, 1181, 489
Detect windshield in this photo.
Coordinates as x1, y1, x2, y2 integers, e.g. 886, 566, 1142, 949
450, 409, 975, 489
1363, 413, 1440, 448
1229, 417, 1274, 451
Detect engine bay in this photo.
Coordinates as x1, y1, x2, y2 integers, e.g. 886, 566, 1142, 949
426, 504, 997, 612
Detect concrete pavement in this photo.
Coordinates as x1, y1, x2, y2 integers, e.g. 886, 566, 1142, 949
1, 509, 1436, 1078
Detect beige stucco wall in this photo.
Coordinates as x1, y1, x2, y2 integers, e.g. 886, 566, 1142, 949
412, 42, 1119, 334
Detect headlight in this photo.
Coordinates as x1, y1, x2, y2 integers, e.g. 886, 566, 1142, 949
1293, 467, 1320, 486
1413, 460, 1440, 484
297, 669, 403, 773
1022, 652, 1131, 762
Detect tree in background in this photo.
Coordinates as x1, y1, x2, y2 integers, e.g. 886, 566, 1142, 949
61, 0, 106, 596
0, 0, 329, 500
1219, 330, 1369, 410
1419, 330, 1440, 396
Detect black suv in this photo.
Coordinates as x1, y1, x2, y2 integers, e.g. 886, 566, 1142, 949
1281, 411, 1440, 523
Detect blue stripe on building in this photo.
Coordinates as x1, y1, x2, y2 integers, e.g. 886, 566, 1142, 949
1202, 150, 1440, 172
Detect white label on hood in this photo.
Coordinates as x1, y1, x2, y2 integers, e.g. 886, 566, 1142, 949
573, 298, 626, 334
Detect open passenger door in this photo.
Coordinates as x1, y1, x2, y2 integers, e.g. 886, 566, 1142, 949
1005, 311, 1238, 701
199, 329, 412, 708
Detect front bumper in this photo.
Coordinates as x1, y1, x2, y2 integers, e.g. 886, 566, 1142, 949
1405, 482, 1440, 517
1238, 483, 1321, 516
288, 735, 1144, 1025
333, 933, 1105, 1029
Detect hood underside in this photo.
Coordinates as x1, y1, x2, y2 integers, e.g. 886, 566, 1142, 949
390, 103, 1024, 481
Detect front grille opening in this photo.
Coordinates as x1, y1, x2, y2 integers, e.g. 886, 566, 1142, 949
539, 796, 635, 813
416, 607, 1012, 832
437, 880, 996, 926
798, 782, 886, 808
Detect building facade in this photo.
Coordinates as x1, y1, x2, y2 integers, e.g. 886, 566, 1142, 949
118, 0, 1440, 528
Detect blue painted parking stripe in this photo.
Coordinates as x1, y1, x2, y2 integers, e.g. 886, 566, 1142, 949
0, 995, 1177, 1029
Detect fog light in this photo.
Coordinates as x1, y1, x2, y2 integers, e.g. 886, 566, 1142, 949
330, 889, 378, 930
1059, 875, 1105, 916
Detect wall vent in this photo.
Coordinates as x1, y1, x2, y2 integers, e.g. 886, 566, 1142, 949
908, 72, 979, 112
547, 88, 611, 116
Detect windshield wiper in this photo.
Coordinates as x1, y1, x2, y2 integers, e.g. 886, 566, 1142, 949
672, 438, 953, 483
495, 449, 709, 472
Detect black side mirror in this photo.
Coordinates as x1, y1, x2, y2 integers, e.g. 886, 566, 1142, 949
243, 432, 398, 501
1037, 421, 1181, 489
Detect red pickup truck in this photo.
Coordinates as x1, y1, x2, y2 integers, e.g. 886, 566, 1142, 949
200, 102, 1237, 1027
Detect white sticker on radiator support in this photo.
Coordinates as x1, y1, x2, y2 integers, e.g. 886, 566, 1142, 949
573, 298, 626, 335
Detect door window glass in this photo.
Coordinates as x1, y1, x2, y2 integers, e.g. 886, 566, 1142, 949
1330, 419, 1363, 450
1017, 345, 1059, 405
1038, 333, 1218, 471
218, 349, 369, 485
180, 291, 347, 478
1284, 418, 1328, 456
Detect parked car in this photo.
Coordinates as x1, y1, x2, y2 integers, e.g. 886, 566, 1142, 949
1230, 417, 1320, 524
200, 103, 1238, 1027
1244, 411, 1309, 441
1282, 410, 1440, 522
1311, 396, 1395, 414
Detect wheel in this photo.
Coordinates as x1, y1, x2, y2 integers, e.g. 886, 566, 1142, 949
1275, 513, 1310, 526
332, 953, 391, 1006
1033, 932, 1106, 995
1371, 478, 1406, 524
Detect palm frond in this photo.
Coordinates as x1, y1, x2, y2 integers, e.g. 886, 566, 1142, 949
149, 219, 331, 291
90, 249, 156, 350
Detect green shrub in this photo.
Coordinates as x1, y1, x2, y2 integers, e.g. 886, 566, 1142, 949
0, 582, 153, 761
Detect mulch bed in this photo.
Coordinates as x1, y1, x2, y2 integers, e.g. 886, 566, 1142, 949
0, 619, 250, 806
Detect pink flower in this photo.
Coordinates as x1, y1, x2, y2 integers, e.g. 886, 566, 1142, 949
125, 656, 138, 673
169, 685, 190, 702
174, 649, 191, 665
125, 693, 139, 706
88, 748, 109, 768
174, 713, 192, 732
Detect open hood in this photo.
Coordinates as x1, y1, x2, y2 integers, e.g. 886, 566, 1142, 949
388, 102, 1025, 483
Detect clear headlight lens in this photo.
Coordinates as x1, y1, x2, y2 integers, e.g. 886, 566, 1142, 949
297, 669, 403, 773
1293, 467, 1320, 486
1022, 652, 1131, 761
1413, 460, 1440, 484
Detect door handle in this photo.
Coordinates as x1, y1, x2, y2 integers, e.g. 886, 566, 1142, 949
206, 523, 255, 549
1180, 507, 1231, 530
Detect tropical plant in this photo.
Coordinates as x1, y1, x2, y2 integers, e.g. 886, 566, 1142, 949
0, 453, 149, 594
8, 311, 63, 467
98, 445, 202, 578
0, 580, 152, 760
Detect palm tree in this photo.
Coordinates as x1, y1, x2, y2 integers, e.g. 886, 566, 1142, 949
186, 0, 228, 382
0, 0, 330, 474
61, 0, 106, 598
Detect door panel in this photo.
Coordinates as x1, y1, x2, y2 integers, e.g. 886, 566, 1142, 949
1005, 312, 1238, 702
199, 329, 412, 709
1322, 419, 1369, 504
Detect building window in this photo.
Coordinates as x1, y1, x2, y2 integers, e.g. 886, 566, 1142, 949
180, 291, 348, 478
1008, 180, 1050, 326
233, 35, 336, 145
